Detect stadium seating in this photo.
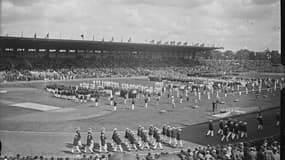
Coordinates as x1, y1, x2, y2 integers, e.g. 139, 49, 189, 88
0, 53, 284, 82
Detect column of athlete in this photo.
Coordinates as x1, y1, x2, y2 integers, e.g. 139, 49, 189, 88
107, 89, 191, 111
63, 76, 283, 111
71, 125, 183, 154
205, 119, 248, 142
106, 82, 262, 112
205, 111, 280, 142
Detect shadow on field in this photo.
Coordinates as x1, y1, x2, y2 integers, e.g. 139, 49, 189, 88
161, 142, 178, 149
62, 150, 74, 154
65, 143, 73, 148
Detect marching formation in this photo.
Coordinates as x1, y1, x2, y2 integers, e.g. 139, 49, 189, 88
71, 125, 183, 154
68, 77, 282, 155
205, 110, 280, 142
46, 77, 284, 114
71, 109, 280, 154
206, 118, 249, 142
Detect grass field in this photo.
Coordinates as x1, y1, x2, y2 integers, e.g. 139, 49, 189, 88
0, 76, 281, 156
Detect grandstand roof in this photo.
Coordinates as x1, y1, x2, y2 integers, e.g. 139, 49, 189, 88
0, 36, 223, 53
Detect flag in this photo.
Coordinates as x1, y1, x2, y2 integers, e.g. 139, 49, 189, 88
80, 34, 84, 39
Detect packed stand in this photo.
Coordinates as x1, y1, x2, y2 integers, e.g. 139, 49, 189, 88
177, 136, 280, 160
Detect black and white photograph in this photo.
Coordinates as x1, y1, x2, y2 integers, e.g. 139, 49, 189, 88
0, 0, 283, 159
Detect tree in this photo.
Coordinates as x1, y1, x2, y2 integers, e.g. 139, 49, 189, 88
234, 49, 251, 60
223, 50, 234, 59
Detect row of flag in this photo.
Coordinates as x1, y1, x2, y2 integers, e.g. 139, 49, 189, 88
33, 33, 49, 39
148, 40, 216, 47
81, 35, 132, 42
31, 33, 215, 47
32, 33, 133, 43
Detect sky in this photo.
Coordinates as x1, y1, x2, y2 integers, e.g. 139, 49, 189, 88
0, 0, 281, 52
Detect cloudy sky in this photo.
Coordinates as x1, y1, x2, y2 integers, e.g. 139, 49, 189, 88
0, 0, 281, 51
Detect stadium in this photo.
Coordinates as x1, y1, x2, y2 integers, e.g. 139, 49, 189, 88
0, 35, 283, 160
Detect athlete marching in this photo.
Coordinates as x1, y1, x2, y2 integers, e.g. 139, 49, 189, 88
99, 128, 108, 153
84, 128, 94, 153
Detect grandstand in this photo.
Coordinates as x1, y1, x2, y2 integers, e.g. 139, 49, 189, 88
0, 36, 282, 160
198, 59, 284, 73
0, 0, 282, 158
0, 36, 221, 70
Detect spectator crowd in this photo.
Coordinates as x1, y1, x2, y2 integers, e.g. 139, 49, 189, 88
0, 136, 280, 160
